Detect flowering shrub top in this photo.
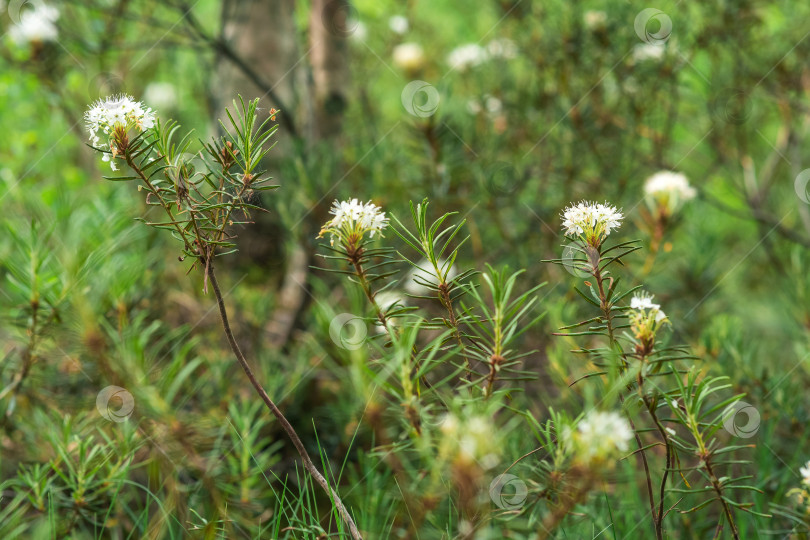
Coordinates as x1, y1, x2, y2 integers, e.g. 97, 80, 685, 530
85, 95, 156, 170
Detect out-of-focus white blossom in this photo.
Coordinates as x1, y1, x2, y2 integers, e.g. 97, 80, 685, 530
84, 94, 156, 171
447, 43, 488, 71
392, 42, 425, 71
485, 95, 502, 113
584, 10, 607, 31
373, 290, 407, 334
9, 2, 59, 45
143, 82, 178, 111
645, 171, 695, 199
388, 15, 408, 35
564, 410, 633, 464
633, 42, 666, 62
486, 38, 517, 59
466, 95, 503, 115
350, 21, 368, 41
404, 258, 458, 296
438, 412, 499, 467
644, 170, 696, 217
375, 290, 406, 312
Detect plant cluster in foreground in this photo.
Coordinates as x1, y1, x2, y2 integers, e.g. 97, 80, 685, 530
74, 92, 762, 539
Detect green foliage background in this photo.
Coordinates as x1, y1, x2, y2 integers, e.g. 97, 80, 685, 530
2, 0, 810, 538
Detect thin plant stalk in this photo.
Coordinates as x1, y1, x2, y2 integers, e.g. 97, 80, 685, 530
208, 263, 362, 540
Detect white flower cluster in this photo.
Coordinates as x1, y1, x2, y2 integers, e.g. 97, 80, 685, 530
630, 291, 666, 321
320, 198, 389, 245
644, 170, 696, 216
439, 412, 499, 468
85, 95, 156, 171
629, 291, 669, 345
565, 410, 633, 464
9, 2, 59, 46
447, 43, 487, 71
447, 38, 518, 71
561, 201, 623, 245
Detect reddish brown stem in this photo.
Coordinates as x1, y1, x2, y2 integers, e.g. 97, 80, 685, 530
208, 264, 362, 540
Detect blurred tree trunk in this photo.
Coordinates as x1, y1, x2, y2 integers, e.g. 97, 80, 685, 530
215, 0, 308, 142
214, 0, 349, 348
308, 0, 350, 140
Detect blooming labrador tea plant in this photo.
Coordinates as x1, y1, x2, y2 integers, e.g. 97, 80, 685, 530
5, 2, 809, 538
74, 91, 765, 540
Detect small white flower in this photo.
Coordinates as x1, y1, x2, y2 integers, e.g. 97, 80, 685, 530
486, 38, 518, 59
665, 427, 676, 436
447, 43, 488, 71
800, 461, 810, 487
584, 10, 607, 31
631, 292, 660, 311
630, 291, 669, 344
388, 15, 409, 35
9, 2, 59, 45
392, 42, 424, 71
633, 42, 666, 62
